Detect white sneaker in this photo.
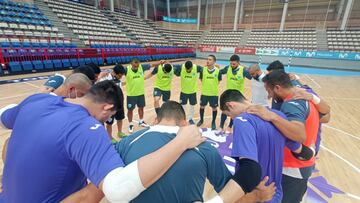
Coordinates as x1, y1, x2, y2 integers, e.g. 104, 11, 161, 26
139, 121, 149, 128
128, 124, 134, 133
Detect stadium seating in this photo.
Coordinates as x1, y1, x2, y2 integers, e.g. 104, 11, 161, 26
0, 0, 76, 48
327, 29, 360, 52
157, 28, 203, 46
201, 30, 244, 47
247, 29, 317, 50
43, 0, 132, 47
106, 10, 170, 46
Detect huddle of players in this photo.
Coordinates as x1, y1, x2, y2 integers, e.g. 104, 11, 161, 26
93, 55, 330, 202
18, 56, 330, 203
107, 55, 330, 203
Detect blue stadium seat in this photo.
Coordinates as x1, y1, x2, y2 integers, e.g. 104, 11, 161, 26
21, 61, 33, 71
62, 59, 71, 68
43, 60, 53, 70
106, 57, 115, 65
84, 58, 92, 65
22, 42, 31, 48
70, 58, 79, 67
32, 60, 44, 70
11, 41, 22, 48
9, 61, 22, 72
53, 59, 62, 69
90, 57, 99, 65
78, 58, 85, 66
97, 57, 104, 65
0, 42, 11, 48
116, 57, 122, 63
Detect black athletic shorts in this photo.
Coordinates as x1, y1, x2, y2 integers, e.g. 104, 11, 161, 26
153, 88, 171, 102
106, 109, 125, 125
200, 95, 218, 108
127, 95, 145, 110
281, 174, 308, 203
180, 92, 197, 105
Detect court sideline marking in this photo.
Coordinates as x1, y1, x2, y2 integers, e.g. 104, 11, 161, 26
323, 124, 360, 141
320, 145, 360, 174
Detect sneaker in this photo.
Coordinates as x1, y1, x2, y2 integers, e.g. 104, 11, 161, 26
128, 124, 134, 133
188, 119, 195, 125
117, 132, 127, 138
211, 122, 216, 130
111, 138, 117, 144
139, 121, 149, 128
196, 120, 203, 127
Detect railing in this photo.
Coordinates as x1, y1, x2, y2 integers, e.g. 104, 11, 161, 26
0, 47, 195, 65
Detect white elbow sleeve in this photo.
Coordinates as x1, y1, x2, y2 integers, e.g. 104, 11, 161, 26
103, 160, 146, 203
205, 195, 224, 203
0, 104, 18, 129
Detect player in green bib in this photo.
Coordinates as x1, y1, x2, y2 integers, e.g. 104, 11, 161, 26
173, 61, 203, 125
123, 58, 156, 133
218, 55, 252, 134
197, 55, 222, 130
144, 63, 174, 115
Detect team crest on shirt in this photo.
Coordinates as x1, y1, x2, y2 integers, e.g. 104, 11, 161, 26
288, 101, 300, 106
90, 124, 102, 130
236, 117, 248, 122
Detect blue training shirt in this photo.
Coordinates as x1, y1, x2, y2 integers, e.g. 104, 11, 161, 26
115, 125, 232, 203
231, 111, 300, 203
0, 94, 125, 202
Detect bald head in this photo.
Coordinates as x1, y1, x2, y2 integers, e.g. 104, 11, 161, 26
249, 64, 263, 79
54, 73, 92, 98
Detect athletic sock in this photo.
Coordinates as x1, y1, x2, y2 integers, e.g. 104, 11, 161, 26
155, 107, 160, 115
189, 105, 195, 120
220, 113, 227, 129
182, 105, 187, 118
200, 108, 205, 121
212, 110, 217, 124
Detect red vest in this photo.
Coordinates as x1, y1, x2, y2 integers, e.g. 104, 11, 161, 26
283, 97, 319, 168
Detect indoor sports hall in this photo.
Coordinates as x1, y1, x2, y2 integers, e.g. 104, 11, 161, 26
0, 0, 359, 202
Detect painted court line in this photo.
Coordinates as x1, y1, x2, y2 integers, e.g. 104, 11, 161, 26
346, 193, 360, 201
323, 124, 360, 141
320, 144, 360, 174
322, 96, 360, 101
23, 82, 40, 88
305, 74, 322, 89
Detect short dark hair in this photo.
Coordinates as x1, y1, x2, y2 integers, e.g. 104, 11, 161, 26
208, 55, 216, 62
185, 61, 193, 69
73, 65, 96, 83
87, 63, 101, 75
113, 64, 125, 75
266, 60, 284, 71
220, 90, 247, 111
131, 58, 140, 63
157, 101, 186, 124
85, 80, 124, 111
262, 70, 292, 89
163, 64, 172, 73
230, 54, 240, 62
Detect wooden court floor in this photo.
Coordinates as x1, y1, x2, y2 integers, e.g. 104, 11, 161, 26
0, 59, 359, 202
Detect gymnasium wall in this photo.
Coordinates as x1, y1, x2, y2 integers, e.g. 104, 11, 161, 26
196, 51, 360, 71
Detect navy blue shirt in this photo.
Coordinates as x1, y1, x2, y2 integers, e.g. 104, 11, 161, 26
0, 94, 125, 202
271, 79, 304, 110
115, 125, 231, 203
